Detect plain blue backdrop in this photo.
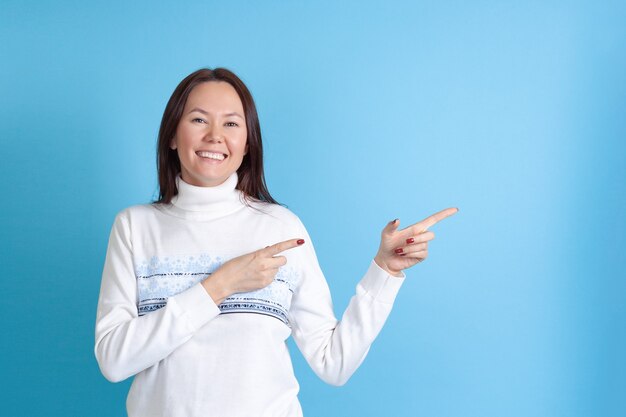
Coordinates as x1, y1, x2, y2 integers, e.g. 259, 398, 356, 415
1, 1, 624, 416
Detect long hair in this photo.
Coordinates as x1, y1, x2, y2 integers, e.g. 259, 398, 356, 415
152, 68, 281, 207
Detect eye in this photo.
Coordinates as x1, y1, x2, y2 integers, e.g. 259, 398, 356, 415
192, 118, 206, 124
225, 121, 239, 127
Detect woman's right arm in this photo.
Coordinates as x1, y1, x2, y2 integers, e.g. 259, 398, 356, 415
94, 212, 221, 383
94, 212, 305, 383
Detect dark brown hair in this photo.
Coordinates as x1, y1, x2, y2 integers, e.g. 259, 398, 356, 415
152, 67, 281, 207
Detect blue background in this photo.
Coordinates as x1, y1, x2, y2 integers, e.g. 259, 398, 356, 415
1, 1, 624, 416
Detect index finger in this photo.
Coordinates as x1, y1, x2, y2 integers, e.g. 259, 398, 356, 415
262, 238, 305, 256
416, 207, 459, 232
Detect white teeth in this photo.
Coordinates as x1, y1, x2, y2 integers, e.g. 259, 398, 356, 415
196, 151, 225, 161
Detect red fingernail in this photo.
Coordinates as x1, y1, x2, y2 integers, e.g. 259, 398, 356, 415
406, 238, 414, 244
394, 248, 403, 254
297, 239, 305, 245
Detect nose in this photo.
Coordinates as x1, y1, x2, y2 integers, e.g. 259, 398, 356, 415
204, 124, 223, 142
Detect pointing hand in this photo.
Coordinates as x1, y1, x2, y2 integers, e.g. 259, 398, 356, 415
202, 238, 305, 304
374, 208, 459, 276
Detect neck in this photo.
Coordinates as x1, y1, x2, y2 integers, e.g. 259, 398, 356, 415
162, 172, 246, 221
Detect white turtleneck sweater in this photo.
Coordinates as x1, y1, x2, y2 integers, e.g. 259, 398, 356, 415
94, 172, 406, 417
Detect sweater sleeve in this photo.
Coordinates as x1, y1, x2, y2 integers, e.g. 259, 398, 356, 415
287, 216, 406, 386
94, 211, 221, 383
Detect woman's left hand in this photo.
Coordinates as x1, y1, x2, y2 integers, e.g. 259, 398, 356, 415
374, 207, 459, 276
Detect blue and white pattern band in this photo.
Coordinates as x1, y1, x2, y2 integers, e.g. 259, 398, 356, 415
134, 253, 301, 327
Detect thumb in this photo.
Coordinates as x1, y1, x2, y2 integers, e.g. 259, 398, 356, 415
384, 218, 400, 234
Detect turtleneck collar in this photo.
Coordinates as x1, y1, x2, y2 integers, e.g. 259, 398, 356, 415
160, 172, 247, 221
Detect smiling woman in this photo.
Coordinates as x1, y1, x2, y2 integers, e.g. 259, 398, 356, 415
170, 81, 248, 188
94, 67, 458, 417
153, 68, 278, 206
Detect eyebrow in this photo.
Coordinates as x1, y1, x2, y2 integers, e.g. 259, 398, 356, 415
188, 107, 244, 119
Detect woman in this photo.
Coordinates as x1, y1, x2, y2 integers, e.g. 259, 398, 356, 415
94, 67, 458, 416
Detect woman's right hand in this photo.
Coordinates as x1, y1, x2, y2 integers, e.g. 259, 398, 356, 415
201, 238, 305, 304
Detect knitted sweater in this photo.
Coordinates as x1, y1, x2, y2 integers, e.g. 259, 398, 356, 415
94, 172, 406, 417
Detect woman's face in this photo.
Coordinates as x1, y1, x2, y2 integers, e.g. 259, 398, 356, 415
171, 81, 248, 187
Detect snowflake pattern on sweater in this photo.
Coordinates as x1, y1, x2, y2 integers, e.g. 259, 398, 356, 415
134, 253, 301, 327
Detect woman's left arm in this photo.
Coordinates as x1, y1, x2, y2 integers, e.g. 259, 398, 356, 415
288, 208, 458, 386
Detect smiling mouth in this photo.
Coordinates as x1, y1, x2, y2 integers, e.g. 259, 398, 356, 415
196, 151, 227, 161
